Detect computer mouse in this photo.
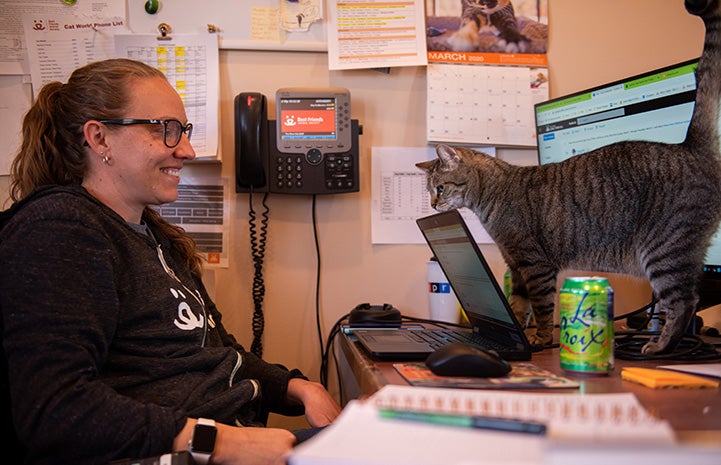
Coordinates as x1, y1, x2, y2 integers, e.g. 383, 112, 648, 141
425, 343, 512, 377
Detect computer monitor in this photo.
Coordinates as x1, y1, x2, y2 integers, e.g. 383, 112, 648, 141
534, 58, 721, 309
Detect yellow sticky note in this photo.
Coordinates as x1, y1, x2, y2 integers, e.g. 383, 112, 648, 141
621, 367, 719, 389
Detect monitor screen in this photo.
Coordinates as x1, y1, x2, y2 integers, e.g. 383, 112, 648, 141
534, 58, 721, 307
535, 59, 697, 164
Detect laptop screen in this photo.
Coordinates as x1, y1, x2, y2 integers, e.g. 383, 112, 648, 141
418, 211, 515, 327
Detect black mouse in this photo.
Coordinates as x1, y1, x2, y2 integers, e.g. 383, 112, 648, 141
425, 343, 512, 377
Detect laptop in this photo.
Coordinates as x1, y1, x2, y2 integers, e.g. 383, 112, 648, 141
354, 209, 532, 361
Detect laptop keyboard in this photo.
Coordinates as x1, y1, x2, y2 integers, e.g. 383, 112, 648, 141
408, 329, 507, 352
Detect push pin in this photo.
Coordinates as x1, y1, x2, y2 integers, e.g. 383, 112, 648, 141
145, 0, 159, 15
157, 22, 172, 40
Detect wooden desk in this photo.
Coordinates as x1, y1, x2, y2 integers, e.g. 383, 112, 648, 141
335, 331, 721, 444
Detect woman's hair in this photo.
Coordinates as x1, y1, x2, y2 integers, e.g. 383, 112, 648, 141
10, 58, 204, 276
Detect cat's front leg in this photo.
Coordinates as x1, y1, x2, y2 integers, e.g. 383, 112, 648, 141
518, 268, 557, 349
641, 302, 695, 355
527, 303, 554, 348
508, 268, 553, 347
513, 291, 553, 347
509, 293, 533, 327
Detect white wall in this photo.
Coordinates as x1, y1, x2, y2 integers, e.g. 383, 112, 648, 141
2, 0, 718, 429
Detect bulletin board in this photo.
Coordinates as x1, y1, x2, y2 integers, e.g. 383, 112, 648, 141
127, 0, 328, 51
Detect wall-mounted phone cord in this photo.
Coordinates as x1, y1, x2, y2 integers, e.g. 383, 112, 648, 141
248, 190, 270, 358
310, 195, 347, 395
312, 195, 326, 380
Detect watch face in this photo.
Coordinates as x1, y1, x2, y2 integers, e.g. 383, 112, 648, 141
192, 424, 217, 454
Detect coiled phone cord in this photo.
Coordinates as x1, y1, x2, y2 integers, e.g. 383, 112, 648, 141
249, 190, 270, 358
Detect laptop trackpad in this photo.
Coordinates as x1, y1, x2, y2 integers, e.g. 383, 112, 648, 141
360, 333, 432, 352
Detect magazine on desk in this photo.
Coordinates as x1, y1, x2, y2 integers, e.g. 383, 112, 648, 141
393, 362, 580, 389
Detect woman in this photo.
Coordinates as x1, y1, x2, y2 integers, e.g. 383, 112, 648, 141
0, 58, 340, 465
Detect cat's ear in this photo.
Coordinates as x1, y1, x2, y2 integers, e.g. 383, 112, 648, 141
436, 144, 461, 170
415, 160, 434, 171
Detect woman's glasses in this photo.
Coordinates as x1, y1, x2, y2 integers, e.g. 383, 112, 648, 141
99, 118, 193, 148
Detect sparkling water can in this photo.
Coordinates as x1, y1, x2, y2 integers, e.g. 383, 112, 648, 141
503, 269, 512, 301
559, 277, 614, 375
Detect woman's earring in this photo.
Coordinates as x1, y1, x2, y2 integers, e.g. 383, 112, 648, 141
100, 150, 110, 165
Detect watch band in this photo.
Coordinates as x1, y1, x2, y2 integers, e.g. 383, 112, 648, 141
189, 418, 217, 465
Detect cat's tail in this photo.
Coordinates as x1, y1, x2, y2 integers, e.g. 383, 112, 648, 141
684, 0, 721, 153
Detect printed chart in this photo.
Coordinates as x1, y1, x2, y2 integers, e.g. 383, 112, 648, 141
116, 33, 219, 159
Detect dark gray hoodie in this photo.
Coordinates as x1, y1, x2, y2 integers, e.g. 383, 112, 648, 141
0, 185, 305, 465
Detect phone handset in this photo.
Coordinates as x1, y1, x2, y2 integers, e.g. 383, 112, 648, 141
234, 92, 268, 191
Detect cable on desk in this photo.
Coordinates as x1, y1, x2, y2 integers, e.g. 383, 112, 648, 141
320, 313, 350, 389
404, 297, 719, 360
614, 331, 721, 361
608, 294, 721, 360
613, 295, 658, 324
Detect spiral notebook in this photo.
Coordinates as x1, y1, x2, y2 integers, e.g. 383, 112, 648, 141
368, 384, 674, 442
289, 384, 678, 465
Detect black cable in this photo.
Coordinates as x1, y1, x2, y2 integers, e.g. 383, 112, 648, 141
311, 195, 325, 378
614, 331, 721, 361
608, 294, 721, 361
613, 295, 658, 322
320, 313, 351, 389
248, 190, 269, 358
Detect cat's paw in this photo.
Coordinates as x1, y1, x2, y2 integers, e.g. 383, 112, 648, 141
525, 331, 552, 350
640, 338, 671, 356
496, 38, 530, 53
514, 39, 530, 53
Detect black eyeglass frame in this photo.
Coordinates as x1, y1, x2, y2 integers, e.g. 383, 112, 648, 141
98, 118, 193, 148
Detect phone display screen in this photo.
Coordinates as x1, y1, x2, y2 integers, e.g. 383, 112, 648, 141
278, 97, 337, 140
275, 87, 351, 156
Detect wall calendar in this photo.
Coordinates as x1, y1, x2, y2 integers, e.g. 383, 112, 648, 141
426, 63, 548, 147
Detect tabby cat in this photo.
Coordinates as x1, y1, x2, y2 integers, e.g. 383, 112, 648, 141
417, 0, 721, 356
447, 0, 529, 53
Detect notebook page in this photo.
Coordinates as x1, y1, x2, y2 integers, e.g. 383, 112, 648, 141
289, 400, 544, 465
369, 384, 675, 443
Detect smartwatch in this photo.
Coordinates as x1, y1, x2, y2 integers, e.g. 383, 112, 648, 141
189, 418, 217, 465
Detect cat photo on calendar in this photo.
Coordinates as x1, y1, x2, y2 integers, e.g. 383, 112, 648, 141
417, 0, 721, 357
426, 0, 548, 54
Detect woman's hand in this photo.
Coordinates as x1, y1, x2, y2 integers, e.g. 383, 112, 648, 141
175, 419, 296, 465
286, 378, 342, 427
213, 424, 296, 465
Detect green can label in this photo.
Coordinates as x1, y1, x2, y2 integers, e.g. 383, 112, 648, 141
503, 269, 512, 301
559, 277, 614, 374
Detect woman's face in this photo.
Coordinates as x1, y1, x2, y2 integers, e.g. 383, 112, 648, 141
87, 76, 196, 222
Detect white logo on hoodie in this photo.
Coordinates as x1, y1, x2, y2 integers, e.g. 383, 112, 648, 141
171, 287, 204, 330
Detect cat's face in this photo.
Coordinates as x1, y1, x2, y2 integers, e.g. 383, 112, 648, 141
467, 0, 507, 14
415, 145, 470, 211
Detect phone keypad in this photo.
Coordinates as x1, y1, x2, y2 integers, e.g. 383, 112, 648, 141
272, 153, 355, 191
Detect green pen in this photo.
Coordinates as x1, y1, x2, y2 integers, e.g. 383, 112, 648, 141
378, 408, 547, 435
